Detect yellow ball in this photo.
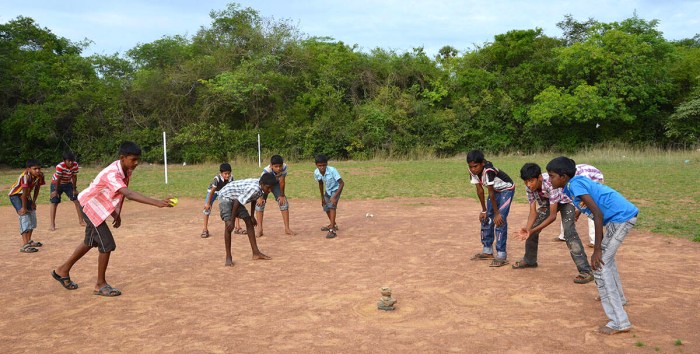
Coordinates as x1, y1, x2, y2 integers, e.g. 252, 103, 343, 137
169, 197, 178, 206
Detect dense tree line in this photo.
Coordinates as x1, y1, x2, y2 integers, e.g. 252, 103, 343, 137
1, 3, 699, 165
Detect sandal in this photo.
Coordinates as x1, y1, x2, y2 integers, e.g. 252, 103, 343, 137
200, 230, 210, 238
28, 240, 43, 247
321, 225, 339, 231
94, 284, 122, 297
574, 272, 594, 284
51, 270, 79, 290
489, 259, 509, 267
598, 325, 631, 335
512, 260, 538, 269
20, 244, 39, 253
325, 230, 337, 239
470, 253, 494, 261
234, 228, 247, 234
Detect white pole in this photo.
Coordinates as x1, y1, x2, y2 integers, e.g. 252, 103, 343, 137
257, 133, 261, 167
163, 131, 168, 184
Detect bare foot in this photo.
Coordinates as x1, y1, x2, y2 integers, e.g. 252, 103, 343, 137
285, 228, 296, 236
49, 225, 56, 231
252, 252, 271, 260
225, 257, 234, 267
79, 221, 86, 226
256, 231, 264, 238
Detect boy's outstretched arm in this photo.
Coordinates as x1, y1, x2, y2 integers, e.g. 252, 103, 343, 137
118, 187, 172, 208
318, 181, 325, 207
528, 203, 558, 236
579, 194, 605, 270
278, 175, 287, 205
487, 185, 504, 226
331, 179, 344, 206
475, 184, 486, 221
518, 202, 538, 240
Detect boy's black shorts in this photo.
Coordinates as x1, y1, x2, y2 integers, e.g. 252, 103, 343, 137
219, 199, 250, 221
82, 209, 116, 253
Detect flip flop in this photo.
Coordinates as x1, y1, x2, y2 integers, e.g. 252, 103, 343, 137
470, 253, 494, 261
51, 270, 78, 290
94, 284, 122, 297
599, 325, 631, 335
20, 244, 38, 253
512, 260, 538, 269
28, 240, 43, 247
200, 231, 210, 238
321, 225, 339, 231
574, 272, 594, 284
489, 259, 509, 267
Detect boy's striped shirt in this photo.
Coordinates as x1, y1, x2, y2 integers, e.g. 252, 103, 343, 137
576, 164, 604, 183
78, 160, 131, 226
52, 161, 80, 185
218, 178, 263, 205
8, 171, 45, 197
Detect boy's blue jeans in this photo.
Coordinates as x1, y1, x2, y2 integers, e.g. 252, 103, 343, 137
480, 189, 514, 260
596, 217, 636, 331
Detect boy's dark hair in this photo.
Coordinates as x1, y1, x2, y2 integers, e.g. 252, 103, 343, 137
219, 163, 232, 173
546, 156, 577, 178
62, 151, 76, 161
466, 150, 485, 163
315, 154, 328, 164
26, 159, 41, 168
270, 155, 284, 165
118, 141, 142, 157
520, 163, 542, 180
259, 173, 278, 187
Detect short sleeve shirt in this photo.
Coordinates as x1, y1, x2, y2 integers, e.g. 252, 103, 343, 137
314, 166, 342, 195
52, 161, 79, 184
526, 173, 572, 208
78, 160, 130, 226
469, 161, 515, 192
8, 171, 46, 197
208, 174, 234, 193
262, 163, 288, 179
218, 178, 263, 205
576, 164, 604, 183
564, 175, 638, 225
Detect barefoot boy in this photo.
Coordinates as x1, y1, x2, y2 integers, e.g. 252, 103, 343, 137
49, 151, 85, 230
201, 163, 241, 238
467, 150, 515, 267
8, 159, 45, 253
218, 174, 278, 266
255, 155, 296, 237
547, 156, 638, 335
513, 163, 593, 284
51, 142, 172, 296
314, 154, 344, 239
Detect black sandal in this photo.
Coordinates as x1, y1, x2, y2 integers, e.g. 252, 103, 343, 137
51, 270, 79, 290
94, 284, 122, 297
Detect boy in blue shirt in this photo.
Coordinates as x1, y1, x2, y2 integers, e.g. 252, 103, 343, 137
467, 150, 515, 267
547, 156, 639, 335
314, 154, 344, 239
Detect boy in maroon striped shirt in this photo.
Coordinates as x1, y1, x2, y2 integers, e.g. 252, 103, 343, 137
49, 151, 85, 230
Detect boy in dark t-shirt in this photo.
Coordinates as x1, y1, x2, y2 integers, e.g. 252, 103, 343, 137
201, 163, 241, 238
467, 150, 515, 267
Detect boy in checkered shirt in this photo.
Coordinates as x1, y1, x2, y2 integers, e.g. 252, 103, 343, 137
218, 174, 278, 266
49, 151, 85, 231
51, 142, 173, 297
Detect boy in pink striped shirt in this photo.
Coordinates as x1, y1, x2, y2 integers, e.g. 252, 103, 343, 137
51, 142, 172, 297
49, 151, 85, 231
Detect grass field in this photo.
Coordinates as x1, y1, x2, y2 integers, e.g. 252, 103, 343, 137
2, 148, 698, 240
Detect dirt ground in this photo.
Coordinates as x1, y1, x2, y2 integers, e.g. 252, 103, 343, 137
1, 197, 698, 353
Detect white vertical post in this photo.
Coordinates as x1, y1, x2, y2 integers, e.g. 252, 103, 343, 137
163, 131, 168, 184
257, 133, 261, 167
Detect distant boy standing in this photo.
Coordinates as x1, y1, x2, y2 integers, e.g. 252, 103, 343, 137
52, 142, 172, 296
255, 155, 296, 237
547, 156, 638, 335
49, 151, 85, 231
467, 150, 515, 267
554, 164, 605, 247
513, 163, 593, 284
314, 154, 344, 239
201, 163, 241, 238
8, 159, 45, 253
218, 174, 278, 266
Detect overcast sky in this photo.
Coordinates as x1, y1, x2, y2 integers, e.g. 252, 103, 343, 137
1, 0, 699, 57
